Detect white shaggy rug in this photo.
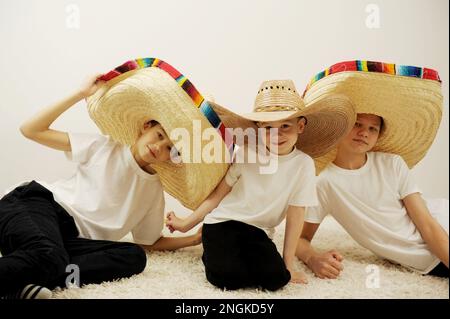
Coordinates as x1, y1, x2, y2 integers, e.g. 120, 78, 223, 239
52, 216, 448, 299
48, 217, 449, 299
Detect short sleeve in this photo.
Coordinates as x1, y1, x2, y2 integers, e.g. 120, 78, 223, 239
65, 133, 110, 164
304, 186, 329, 224
288, 157, 318, 207
393, 155, 421, 199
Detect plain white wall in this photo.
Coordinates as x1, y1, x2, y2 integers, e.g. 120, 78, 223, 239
1, 0, 448, 217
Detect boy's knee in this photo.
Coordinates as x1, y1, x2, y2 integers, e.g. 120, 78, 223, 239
205, 270, 241, 291
120, 243, 147, 276
259, 267, 291, 291
34, 243, 70, 282
205, 264, 251, 290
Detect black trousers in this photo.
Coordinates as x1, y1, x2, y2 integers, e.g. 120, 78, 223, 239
0, 181, 147, 295
429, 262, 449, 278
202, 220, 291, 291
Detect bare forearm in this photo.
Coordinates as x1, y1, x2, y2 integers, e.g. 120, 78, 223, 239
183, 179, 231, 231
403, 194, 449, 268
422, 225, 449, 267
20, 91, 84, 136
184, 202, 213, 230
296, 237, 318, 265
141, 234, 199, 252
184, 196, 221, 230
283, 209, 304, 269
284, 235, 301, 270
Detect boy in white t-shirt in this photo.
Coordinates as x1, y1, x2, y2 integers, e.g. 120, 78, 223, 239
0, 58, 230, 298
297, 60, 448, 278
166, 80, 355, 290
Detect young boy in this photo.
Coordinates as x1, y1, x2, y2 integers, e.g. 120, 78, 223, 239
296, 113, 449, 278
296, 60, 448, 278
166, 80, 355, 290
0, 71, 203, 298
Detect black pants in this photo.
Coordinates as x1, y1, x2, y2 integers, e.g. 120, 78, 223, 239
428, 262, 449, 278
0, 181, 147, 295
202, 220, 291, 291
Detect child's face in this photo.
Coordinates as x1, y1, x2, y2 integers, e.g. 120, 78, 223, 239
257, 118, 305, 155
339, 113, 382, 154
134, 122, 174, 164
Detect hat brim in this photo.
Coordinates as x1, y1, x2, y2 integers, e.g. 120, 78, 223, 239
304, 71, 443, 173
240, 111, 301, 122
297, 94, 356, 158
87, 65, 229, 210
208, 101, 258, 134
211, 95, 356, 159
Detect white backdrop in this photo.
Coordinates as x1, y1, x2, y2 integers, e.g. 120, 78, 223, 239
1, 0, 448, 216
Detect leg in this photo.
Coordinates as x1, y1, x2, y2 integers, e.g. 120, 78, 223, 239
245, 227, 291, 291
428, 262, 449, 278
246, 234, 291, 291
202, 221, 254, 290
58, 237, 147, 287
0, 181, 72, 294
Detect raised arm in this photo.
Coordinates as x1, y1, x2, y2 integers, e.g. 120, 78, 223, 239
404, 193, 449, 267
166, 176, 232, 233
20, 74, 104, 151
296, 221, 344, 279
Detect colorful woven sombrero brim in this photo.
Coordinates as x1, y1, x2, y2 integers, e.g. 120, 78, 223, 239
303, 60, 443, 173
87, 58, 235, 209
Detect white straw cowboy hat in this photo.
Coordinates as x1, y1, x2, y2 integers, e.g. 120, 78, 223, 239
87, 58, 238, 209
234, 79, 356, 159
302, 60, 443, 173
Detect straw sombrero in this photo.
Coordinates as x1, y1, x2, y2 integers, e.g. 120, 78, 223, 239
233, 80, 356, 159
302, 60, 443, 173
87, 58, 244, 209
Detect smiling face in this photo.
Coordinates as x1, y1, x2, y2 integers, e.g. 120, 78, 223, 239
257, 117, 306, 155
132, 121, 174, 167
338, 113, 382, 155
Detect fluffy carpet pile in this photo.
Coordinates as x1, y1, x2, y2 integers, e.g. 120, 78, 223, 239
52, 217, 448, 299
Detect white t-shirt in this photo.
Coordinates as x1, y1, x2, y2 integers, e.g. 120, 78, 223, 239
306, 152, 449, 274
37, 133, 165, 245
204, 145, 318, 234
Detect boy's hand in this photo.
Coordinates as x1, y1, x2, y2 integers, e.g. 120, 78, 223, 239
78, 74, 106, 99
307, 250, 344, 279
289, 270, 308, 284
166, 211, 189, 233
